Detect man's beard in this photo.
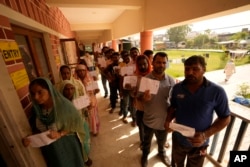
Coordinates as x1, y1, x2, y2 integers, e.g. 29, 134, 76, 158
185, 75, 198, 83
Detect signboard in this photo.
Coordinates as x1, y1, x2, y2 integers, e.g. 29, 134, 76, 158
0, 41, 22, 62
10, 69, 29, 90
0, 41, 30, 89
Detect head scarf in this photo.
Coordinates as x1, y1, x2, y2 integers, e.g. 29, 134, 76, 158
59, 79, 79, 100
29, 77, 84, 134
58, 65, 86, 96
135, 55, 152, 76
75, 64, 93, 85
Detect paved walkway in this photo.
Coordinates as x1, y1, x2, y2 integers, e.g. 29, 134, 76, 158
89, 64, 250, 167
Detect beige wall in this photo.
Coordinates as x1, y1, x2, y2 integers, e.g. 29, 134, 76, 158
112, 8, 144, 39
144, 0, 250, 30
109, 0, 250, 41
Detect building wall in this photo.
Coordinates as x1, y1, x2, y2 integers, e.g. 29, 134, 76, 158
1, 0, 74, 37
0, 0, 77, 166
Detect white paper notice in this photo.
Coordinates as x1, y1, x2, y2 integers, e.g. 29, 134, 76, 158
138, 77, 160, 94
169, 122, 195, 137
73, 95, 90, 110
120, 66, 134, 76
123, 76, 138, 88
97, 57, 107, 68
27, 130, 56, 147
86, 81, 99, 91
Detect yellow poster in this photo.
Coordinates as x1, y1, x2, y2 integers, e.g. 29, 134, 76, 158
10, 69, 30, 90
0, 41, 22, 62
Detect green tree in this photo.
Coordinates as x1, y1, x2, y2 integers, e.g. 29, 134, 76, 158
230, 31, 248, 41
167, 25, 191, 48
193, 34, 209, 49
185, 40, 194, 49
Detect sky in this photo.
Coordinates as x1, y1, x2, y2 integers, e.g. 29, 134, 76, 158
153, 10, 250, 35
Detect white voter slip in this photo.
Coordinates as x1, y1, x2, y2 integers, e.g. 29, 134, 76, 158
27, 130, 56, 147
169, 122, 195, 137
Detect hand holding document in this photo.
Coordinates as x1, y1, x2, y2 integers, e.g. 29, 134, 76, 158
86, 81, 99, 91
139, 77, 160, 94
73, 95, 90, 110
123, 76, 138, 89
120, 66, 135, 76
169, 122, 195, 137
27, 130, 56, 147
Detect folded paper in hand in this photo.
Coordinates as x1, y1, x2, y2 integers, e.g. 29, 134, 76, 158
27, 130, 56, 147
139, 77, 160, 94
169, 122, 195, 137
123, 75, 138, 88
73, 95, 90, 110
86, 81, 99, 91
120, 66, 134, 76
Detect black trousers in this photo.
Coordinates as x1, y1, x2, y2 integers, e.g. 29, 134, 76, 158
109, 82, 119, 108
136, 110, 144, 144
142, 124, 167, 157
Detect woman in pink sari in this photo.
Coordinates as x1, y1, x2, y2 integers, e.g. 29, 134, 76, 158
75, 64, 100, 136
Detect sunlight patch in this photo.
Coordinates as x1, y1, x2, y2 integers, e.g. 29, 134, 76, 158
111, 124, 123, 130
116, 135, 128, 141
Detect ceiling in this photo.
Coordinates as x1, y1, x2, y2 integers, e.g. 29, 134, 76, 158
46, 0, 142, 44
45, 0, 250, 45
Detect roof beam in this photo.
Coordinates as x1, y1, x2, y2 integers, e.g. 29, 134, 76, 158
46, 0, 142, 9
71, 23, 112, 31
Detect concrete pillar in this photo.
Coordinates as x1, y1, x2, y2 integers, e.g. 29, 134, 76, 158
140, 31, 153, 54
112, 40, 118, 51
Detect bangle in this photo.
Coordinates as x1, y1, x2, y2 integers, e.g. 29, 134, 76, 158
202, 132, 206, 140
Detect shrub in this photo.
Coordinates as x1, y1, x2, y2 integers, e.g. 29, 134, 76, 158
236, 83, 250, 98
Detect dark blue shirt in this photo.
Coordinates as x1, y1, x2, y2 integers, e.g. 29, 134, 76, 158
170, 77, 230, 147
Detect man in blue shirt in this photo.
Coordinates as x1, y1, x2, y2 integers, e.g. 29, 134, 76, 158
165, 55, 231, 167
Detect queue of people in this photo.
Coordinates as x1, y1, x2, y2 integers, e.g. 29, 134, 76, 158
22, 46, 231, 167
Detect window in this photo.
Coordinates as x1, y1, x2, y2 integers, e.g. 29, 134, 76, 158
12, 25, 53, 82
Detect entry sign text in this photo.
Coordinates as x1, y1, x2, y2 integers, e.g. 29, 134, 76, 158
230, 151, 250, 167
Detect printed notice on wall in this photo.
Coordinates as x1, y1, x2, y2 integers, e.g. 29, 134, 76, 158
0, 41, 22, 62
10, 69, 29, 90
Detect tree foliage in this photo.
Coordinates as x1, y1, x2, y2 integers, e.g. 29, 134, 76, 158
193, 34, 209, 48
167, 25, 191, 47
230, 31, 248, 41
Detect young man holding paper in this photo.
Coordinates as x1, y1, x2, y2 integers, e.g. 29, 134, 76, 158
165, 55, 231, 167
140, 52, 175, 167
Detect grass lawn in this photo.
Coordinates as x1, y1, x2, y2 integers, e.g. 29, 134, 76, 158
160, 49, 250, 78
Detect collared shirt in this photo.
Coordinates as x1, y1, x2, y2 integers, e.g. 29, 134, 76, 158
171, 77, 230, 147
143, 72, 175, 130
